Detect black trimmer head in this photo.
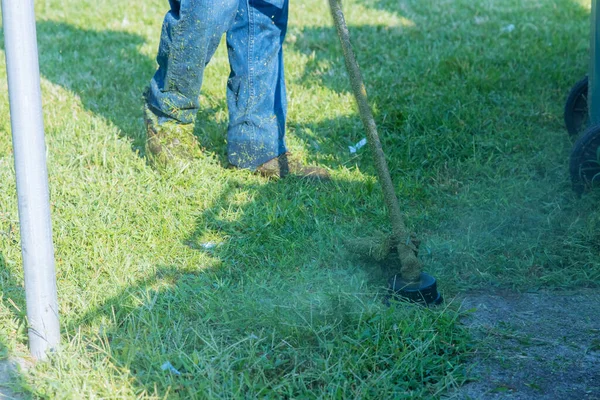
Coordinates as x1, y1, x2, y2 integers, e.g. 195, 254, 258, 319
388, 272, 443, 306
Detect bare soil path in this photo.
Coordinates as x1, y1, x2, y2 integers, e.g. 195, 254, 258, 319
450, 290, 600, 399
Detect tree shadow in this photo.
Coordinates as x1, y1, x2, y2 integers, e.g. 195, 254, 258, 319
185, 173, 396, 280
0, 253, 26, 323
59, 167, 441, 397
360, 0, 590, 24
0, 20, 239, 167
288, 0, 591, 106
25, 21, 157, 153
284, 0, 591, 177
0, 19, 416, 170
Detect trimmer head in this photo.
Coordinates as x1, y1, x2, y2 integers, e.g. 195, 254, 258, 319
388, 272, 442, 306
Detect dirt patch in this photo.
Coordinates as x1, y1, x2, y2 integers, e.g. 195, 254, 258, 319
449, 290, 600, 399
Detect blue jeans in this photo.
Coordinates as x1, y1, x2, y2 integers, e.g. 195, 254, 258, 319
145, 0, 289, 169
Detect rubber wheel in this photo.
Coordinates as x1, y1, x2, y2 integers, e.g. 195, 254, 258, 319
570, 123, 600, 195
564, 77, 589, 139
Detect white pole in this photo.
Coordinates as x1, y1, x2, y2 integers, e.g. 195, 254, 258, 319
1, 0, 60, 360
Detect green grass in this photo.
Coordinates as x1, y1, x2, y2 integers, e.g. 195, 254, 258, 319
0, 0, 598, 398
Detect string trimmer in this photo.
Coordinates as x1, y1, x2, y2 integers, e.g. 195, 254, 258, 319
328, 0, 441, 305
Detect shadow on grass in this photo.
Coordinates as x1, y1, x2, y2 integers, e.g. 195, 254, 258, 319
28, 21, 156, 152
281, 0, 592, 186
0, 0, 590, 167
0, 254, 27, 349
59, 171, 466, 398
0, 253, 31, 399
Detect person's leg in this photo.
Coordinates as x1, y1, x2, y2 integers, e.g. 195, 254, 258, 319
145, 0, 238, 124
225, 0, 289, 169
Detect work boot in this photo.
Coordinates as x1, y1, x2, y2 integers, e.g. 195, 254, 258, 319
144, 104, 201, 167
255, 153, 330, 180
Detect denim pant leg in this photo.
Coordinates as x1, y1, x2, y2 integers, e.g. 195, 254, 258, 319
226, 0, 289, 169
146, 0, 238, 124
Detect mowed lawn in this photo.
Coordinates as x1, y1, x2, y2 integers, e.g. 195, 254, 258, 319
0, 0, 598, 398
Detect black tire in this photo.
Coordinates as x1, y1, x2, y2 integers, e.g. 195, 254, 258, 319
564, 76, 589, 139
570, 123, 600, 195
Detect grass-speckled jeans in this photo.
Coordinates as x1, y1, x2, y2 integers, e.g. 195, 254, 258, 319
145, 0, 289, 169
